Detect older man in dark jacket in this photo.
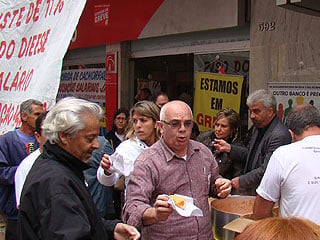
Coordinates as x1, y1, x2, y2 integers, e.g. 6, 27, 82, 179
18, 97, 140, 240
214, 89, 291, 195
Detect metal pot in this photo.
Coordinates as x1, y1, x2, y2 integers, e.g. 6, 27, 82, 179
211, 195, 255, 240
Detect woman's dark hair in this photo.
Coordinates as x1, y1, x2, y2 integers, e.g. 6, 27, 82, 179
111, 107, 129, 130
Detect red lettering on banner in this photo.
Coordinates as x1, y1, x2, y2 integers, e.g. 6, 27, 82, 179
75, 82, 99, 93
2, 71, 10, 91
18, 29, 51, 58
0, 12, 11, 30
45, 0, 65, 17
25, 1, 42, 25
58, 82, 77, 93
33, 0, 42, 22
0, 68, 34, 92
0, 103, 21, 127
0, 40, 15, 60
196, 113, 216, 129
0, 6, 25, 30
100, 83, 105, 92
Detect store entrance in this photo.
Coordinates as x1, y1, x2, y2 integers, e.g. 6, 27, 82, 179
132, 51, 250, 140
133, 54, 194, 106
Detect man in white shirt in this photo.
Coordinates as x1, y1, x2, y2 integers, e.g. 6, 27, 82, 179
15, 111, 48, 208
254, 104, 320, 225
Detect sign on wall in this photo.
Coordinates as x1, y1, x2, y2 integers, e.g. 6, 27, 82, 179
194, 72, 244, 131
268, 82, 320, 126
0, 0, 86, 134
57, 68, 106, 103
57, 68, 107, 135
105, 51, 118, 131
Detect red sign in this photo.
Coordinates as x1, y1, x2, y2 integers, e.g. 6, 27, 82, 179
69, 0, 164, 49
105, 52, 118, 130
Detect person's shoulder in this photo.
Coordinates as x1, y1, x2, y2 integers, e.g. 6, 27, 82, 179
0, 130, 17, 140
18, 149, 41, 169
118, 138, 135, 148
105, 129, 115, 138
273, 117, 288, 130
27, 156, 75, 190
0, 130, 21, 151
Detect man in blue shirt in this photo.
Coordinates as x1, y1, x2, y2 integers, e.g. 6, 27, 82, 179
0, 99, 44, 240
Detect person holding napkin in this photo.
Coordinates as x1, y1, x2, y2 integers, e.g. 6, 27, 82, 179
123, 100, 231, 240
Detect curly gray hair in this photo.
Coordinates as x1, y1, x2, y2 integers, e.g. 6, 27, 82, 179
43, 97, 103, 144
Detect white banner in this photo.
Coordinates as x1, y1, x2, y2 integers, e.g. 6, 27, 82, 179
0, 0, 86, 134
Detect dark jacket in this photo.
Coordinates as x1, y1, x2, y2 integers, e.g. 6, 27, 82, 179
105, 128, 122, 151
0, 129, 34, 218
230, 116, 291, 195
211, 134, 246, 180
84, 136, 115, 218
197, 130, 246, 180
18, 142, 120, 240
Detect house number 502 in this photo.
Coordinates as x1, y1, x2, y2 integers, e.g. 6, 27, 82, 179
259, 22, 276, 31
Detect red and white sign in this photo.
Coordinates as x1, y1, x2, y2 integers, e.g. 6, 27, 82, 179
69, 0, 164, 49
57, 68, 106, 103
105, 51, 118, 130
0, 0, 86, 134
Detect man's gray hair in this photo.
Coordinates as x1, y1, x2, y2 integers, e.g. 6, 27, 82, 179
43, 97, 103, 144
20, 99, 43, 115
287, 104, 320, 136
246, 89, 277, 113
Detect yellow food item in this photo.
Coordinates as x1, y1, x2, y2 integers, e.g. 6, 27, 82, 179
169, 195, 186, 209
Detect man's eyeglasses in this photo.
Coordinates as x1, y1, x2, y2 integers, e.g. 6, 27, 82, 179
161, 120, 193, 129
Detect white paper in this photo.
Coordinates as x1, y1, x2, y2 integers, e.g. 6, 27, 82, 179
108, 153, 133, 176
168, 194, 203, 217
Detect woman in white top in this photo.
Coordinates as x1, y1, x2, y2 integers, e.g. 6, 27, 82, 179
97, 101, 160, 195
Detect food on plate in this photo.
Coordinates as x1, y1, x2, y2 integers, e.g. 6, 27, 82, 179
169, 195, 186, 209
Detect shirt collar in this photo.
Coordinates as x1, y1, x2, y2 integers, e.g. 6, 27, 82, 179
159, 138, 200, 162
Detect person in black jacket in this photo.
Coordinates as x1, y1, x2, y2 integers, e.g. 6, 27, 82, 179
105, 107, 129, 219
198, 108, 246, 181
214, 90, 291, 195
106, 107, 129, 151
18, 97, 140, 240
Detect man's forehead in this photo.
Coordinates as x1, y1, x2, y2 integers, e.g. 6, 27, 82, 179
249, 102, 265, 109
165, 103, 192, 117
166, 111, 192, 120
30, 104, 44, 113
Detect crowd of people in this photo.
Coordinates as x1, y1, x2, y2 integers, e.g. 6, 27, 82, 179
0, 88, 319, 240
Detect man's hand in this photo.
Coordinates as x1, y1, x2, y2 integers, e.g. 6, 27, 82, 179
100, 154, 112, 175
213, 139, 231, 153
142, 195, 173, 225
231, 177, 240, 190
215, 178, 232, 198
114, 223, 141, 240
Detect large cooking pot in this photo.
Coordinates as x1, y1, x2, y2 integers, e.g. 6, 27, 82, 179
211, 195, 255, 240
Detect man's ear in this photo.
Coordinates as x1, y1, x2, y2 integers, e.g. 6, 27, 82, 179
156, 121, 164, 135
289, 129, 296, 142
58, 132, 69, 145
34, 131, 41, 144
21, 112, 28, 122
268, 107, 275, 117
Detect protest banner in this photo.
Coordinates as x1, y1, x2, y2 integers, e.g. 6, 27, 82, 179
57, 68, 107, 135
57, 68, 106, 103
0, 0, 86, 134
194, 72, 243, 131
268, 82, 320, 126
